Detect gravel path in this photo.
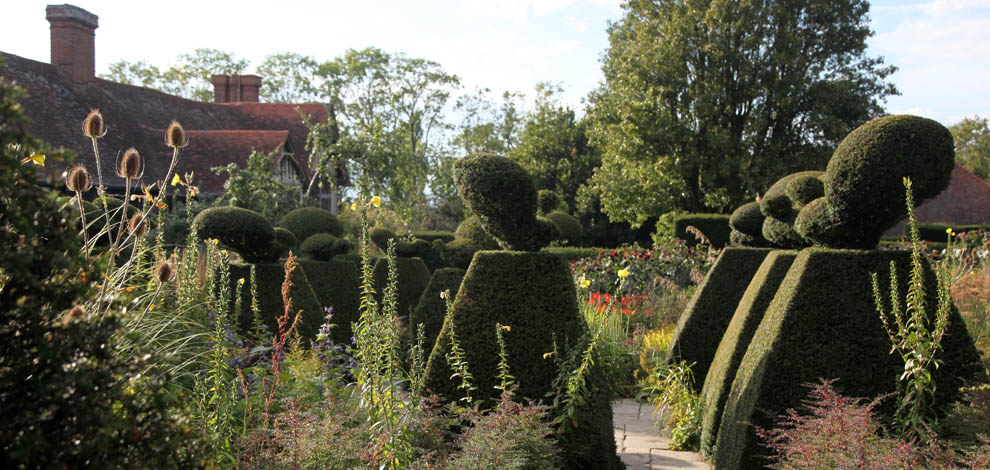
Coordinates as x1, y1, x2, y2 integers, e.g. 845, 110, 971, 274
612, 398, 710, 470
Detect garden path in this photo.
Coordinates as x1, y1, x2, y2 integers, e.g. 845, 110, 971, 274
612, 398, 710, 470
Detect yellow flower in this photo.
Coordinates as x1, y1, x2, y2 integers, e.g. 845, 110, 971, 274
351, 202, 358, 211
171, 173, 182, 186
579, 277, 591, 289
238, 278, 245, 285
542, 352, 555, 359
617, 268, 630, 279
440, 289, 449, 299
500, 325, 511, 332
371, 195, 381, 208
28, 152, 45, 167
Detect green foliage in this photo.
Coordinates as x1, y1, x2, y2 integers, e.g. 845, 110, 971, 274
729, 201, 769, 247
443, 238, 485, 269
800, 115, 956, 248
586, 0, 896, 224
712, 248, 982, 470
542, 246, 599, 263
666, 247, 772, 391
699, 250, 797, 456
674, 214, 732, 248
257, 52, 320, 102
537, 189, 563, 214
410, 268, 466, 355
278, 206, 344, 243
372, 257, 431, 323
912, 223, 990, 243
299, 233, 352, 261
757, 171, 825, 248
212, 150, 306, 223
545, 211, 583, 246
454, 215, 500, 249
1, 67, 199, 467
226, 261, 325, 341
297, 259, 361, 345
949, 115, 990, 182
640, 361, 702, 451
192, 205, 278, 263
411, 231, 455, 244
444, 398, 562, 470
272, 227, 297, 257
101, 48, 248, 102
454, 154, 555, 251
370, 227, 428, 258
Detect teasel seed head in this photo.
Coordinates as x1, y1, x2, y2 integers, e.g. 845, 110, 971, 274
61, 306, 86, 327
82, 109, 107, 139
128, 213, 146, 237
117, 147, 144, 179
154, 261, 176, 283
65, 165, 92, 192
164, 121, 188, 148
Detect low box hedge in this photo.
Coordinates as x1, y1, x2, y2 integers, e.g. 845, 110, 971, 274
674, 213, 731, 248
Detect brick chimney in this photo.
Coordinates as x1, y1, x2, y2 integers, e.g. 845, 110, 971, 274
211, 74, 262, 103
46, 4, 99, 83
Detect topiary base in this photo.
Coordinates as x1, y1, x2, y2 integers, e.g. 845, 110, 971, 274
699, 250, 796, 457
422, 251, 622, 470
372, 257, 431, 325
712, 248, 983, 470
228, 260, 324, 342
409, 267, 465, 354
298, 259, 361, 345
667, 247, 773, 391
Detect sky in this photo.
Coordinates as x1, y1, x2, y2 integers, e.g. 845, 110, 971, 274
1, 0, 988, 126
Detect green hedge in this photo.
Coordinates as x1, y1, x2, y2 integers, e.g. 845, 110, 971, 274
912, 223, 990, 243
300, 233, 352, 261
422, 251, 622, 470
674, 214, 731, 248
443, 238, 484, 269
193, 206, 276, 263
411, 231, 456, 244
699, 250, 796, 457
712, 248, 982, 470
542, 246, 600, 263
226, 261, 324, 341
278, 206, 344, 243
297, 259, 361, 345
545, 211, 583, 246
666, 247, 772, 391
372, 257, 431, 322
454, 215, 500, 249
408, 267, 466, 356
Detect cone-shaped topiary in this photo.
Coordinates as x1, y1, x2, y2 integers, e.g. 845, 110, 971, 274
372, 257, 431, 323
278, 206, 344, 243
453, 154, 555, 251
225, 260, 324, 341
300, 233, 352, 261
545, 211, 583, 246
729, 201, 769, 247
796, 115, 955, 249
193, 206, 276, 263
666, 247, 772, 391
409, 267, 466, 354
699, 250, 796, 457
298, 259, 361, 344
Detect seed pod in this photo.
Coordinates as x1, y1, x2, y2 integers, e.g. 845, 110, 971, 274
154, 261, 175, 283
65, 166, 92, 192
82, 109, 107, 138
61, 306, 86, 327
128, 213, 146, 237
118, 147, 143, 179
164, 120, 188, 148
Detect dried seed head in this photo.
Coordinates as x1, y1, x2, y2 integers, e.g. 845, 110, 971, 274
65, 166, 92, 192
82, 109, 107, 139
164, 121, 188, 148
128, 213, 146, 237
118, 147, 143, 179
154, 261, 176, 283
61, 306, 86, 327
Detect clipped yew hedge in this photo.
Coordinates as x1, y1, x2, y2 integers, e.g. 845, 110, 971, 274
408, 267, 466, 354
298, 259, 361, 345
674, 213, 731, 248
226, 260, 324, 341
372, 257, 431, 322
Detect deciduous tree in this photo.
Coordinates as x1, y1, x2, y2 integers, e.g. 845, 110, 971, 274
949, 116, 990, 182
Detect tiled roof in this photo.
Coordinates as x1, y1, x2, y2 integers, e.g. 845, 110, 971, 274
0, 51, 330, 196
178, 129, 290, 194
886, 164, 990, 236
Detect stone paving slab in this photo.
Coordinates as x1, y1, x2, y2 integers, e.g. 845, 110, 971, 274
612, 398, 710, 470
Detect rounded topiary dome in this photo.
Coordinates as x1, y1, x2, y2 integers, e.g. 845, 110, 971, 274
816, 114, 954, 248
537, 189, 562, 215
729, 201, 769, 247
454, 216, 500, 250
278, 207, 344, 243
545, 211, 582, 246
300, 233, 352, 261
453, 154, 553, 251
192, 206, 275, 263
272, 227, 297, 258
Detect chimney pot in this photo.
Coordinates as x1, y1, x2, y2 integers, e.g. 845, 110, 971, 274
46, 4, 99, 83
210, 74, 262, 103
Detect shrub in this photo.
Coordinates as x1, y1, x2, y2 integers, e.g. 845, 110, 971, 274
411, 231, 455, 244
699, 250, 797, 456
371, 227, 429, 258
674, 213, 731, 248
762, 214, 807, 249
443, 238, 485, 269
409, 268, 466, 368
454, 215, 500, 249
785, 173, 824, 206
297, 259, 361, 345
712, 248, 982, 470
537, 189, 562, 215
192, 206, 277, 263
543, 246, 599, 263
300, 233, 352, 261
453, 154, 554, 251
272, 227, 297, 258
545, 211, 583, 246
805, 115, 955, 248
760, 171, 823, 220
913, 223, 990, 243
418, 239, 449, 273
729, 201, 768, 247
665, 247, 772, 391
278, 206, 344, 243
226, 260, 325, 341
372, 257, 431, 323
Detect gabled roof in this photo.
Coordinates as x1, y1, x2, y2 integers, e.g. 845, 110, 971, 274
179, 129, 291, 194
0, 51, 329, 195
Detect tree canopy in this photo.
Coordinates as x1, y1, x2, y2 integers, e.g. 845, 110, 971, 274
949, 116, 990, 182
585, 0, 898, 226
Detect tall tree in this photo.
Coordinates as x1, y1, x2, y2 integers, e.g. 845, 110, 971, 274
586, 0, 897, 226
509, 83, 598, 213
256, 52, 320, 103
452, 88, 524, 156
102, 48, 248, 102
949, 116, 990, 182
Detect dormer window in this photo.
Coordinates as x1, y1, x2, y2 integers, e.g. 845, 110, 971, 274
276, 150, 303, 186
